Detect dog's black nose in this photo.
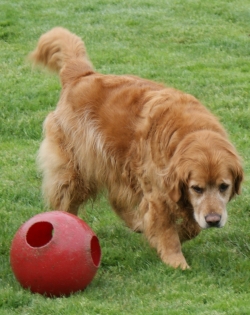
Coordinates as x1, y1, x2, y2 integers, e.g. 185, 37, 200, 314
205, 214, 221, 227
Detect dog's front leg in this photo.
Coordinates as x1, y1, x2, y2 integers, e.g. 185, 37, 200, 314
143, 200, 189, 270
157, 227, 190, 270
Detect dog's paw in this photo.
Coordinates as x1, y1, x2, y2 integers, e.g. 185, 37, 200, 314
162, 252, 190, 270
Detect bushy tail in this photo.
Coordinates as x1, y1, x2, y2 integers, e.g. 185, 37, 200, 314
29, 27, 94, 85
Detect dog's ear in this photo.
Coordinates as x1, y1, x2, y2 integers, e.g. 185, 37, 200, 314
168, 181, 182, 203
164, 164, 184, 203
230, 161, 244, 199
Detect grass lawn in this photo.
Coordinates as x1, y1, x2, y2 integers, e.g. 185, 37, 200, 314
1, 0, 250, 314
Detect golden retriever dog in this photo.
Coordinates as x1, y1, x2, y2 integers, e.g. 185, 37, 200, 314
30, 27, 243, 269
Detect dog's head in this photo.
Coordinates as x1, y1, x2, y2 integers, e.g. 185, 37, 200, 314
165, 131, 243, 229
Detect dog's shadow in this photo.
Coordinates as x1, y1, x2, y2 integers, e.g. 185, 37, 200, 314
98, 223, 250, 272
75, 219, 250, 300
81, 204, 249, 294
183, 228, 250, 276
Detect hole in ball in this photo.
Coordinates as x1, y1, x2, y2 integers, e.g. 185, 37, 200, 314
26, 221, 54, 248
90, 236, 101, 267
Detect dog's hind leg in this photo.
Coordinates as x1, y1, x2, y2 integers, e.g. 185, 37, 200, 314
108, 198, 139, 232
108, 188, 145, 233
38, 141, 87, 215
37, 113, 93, 215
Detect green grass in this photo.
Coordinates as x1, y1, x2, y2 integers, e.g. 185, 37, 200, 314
1, 0, 250, 314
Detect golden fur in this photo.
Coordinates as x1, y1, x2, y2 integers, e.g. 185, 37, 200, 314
30, 27, 243, 269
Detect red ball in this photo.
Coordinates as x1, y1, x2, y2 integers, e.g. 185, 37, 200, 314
10, 211, 101, 297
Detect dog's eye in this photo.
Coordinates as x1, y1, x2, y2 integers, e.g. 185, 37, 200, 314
219, 183, 229, 192
191, 186, 204, 194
